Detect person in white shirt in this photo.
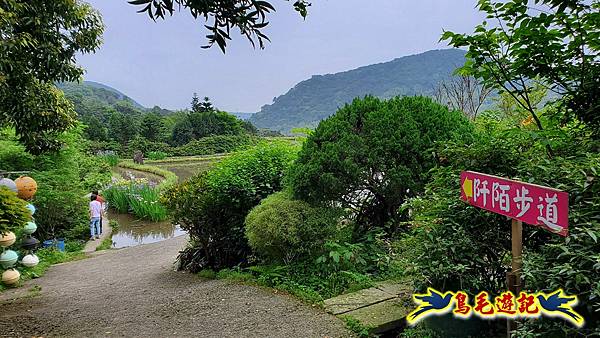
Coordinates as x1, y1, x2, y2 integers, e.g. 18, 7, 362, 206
89, 194, 102, 240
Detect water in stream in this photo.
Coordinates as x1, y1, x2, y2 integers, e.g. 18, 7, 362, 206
108, 211, 185, 249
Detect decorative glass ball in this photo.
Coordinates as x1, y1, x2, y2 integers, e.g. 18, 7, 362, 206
0, 178, 17, 193
0, 249, 18, 268
15, 176, 37, 200
23, 222, 37, 235
0, 231, 16, 247
26, 203, 36, 215
21, 254, 39, 268
2, 268, 20, 285
21, 236, 39, 250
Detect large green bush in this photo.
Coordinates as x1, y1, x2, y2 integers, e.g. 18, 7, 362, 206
288, 95, 473, 237
245, 191, 343, 264
171, 134, 255, 156
399, 122, 600, 336
0, 139, 33, 171
163, 142, 299, 271
0, 187, 30, 235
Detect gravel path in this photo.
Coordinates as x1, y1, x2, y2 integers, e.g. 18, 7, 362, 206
0, 236, 351, 338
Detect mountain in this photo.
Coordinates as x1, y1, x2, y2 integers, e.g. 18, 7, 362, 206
230, 112, 255, 120
58, 81, 146, 111
250, 49, 467, 132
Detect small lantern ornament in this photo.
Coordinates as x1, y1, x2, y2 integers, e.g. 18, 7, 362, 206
26, 203, 36, 215
0, 177, 17, 193
21, 236, 39, 250
2, 268, 20, 285
21, 254, 39, 268
23, 222, 37, 235
0, 231, 16, 247
0, 249, 18, 268
15, 176, 37, 200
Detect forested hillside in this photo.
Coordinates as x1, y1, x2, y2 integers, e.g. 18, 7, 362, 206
250, 49, 466, 132
58, 81, 145, 112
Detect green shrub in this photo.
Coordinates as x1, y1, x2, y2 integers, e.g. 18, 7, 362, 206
401, 123, 600, 336
163, 141, 299, 272
288, 95, 474, 238
0, 140, 33, 171
171, 134, 256, 156
77, 154, 112, 191
127, 137, 173, 157
99, 153, 119, 167
147, 151, 168, 160
0, 187, 30, 235
245, 191, 342, 264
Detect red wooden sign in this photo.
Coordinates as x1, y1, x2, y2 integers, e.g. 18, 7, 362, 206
460, 171, 569, 236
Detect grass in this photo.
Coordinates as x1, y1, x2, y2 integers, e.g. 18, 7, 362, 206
100, 154, 120, 167
342, 316, 373, 337
96, 236, 113, 251
117, 161, 177, 190
104, 184, 130, 213
104, 180, 168, 221
197, 267, 327, 305
128, 185, 168, 221
109, 219, 120, 231
145, 154, 229, 165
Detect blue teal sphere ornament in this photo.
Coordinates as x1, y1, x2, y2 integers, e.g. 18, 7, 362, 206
0, 250, 18, 269
26, 203, 36, 215
23, 222, 37, 235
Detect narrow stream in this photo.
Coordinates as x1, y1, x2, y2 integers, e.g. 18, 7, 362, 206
108, 211, 186, 249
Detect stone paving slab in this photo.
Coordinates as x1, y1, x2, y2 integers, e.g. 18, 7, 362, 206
341, 297, 411, 334
324, 287, 395, 315
324, 281, 413, 334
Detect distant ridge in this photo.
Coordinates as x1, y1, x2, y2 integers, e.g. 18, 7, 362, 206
57, 81, 146, 110
250, 49, 467, 132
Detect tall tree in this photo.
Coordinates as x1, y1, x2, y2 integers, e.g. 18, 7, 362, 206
199, 97, 214, 112
433, 75, 493, 120
191, 93, 201, 112
129, 0, 310, 52
0, 0, 104, 153
442, 0, 600, 133
108, 112, 138, 146
140, 112, 165, 141
82, 115, 108, 141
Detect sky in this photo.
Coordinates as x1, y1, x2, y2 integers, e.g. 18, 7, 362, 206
78, 0, 485, 113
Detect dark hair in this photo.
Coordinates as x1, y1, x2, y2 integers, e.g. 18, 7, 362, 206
91, 194, 97, 201
92, 190, 99, 195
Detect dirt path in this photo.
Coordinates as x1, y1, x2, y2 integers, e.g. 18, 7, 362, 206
0, 236, 351, 338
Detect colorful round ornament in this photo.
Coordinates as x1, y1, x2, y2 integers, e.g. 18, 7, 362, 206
0, 249, 18, 268
0, 232, 16, 247
26, 203, 36, 215
0, 178, 17, 193
21, 254, 39, 268
15, 176, 37, 200
23, 222, 37, 235
2, 268, 20, 285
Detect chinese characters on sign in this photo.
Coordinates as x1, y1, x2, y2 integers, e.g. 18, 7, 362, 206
407, 288, 584, 327
460, 171, 569, 236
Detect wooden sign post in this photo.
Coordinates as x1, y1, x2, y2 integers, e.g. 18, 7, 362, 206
460, 171, 569, 337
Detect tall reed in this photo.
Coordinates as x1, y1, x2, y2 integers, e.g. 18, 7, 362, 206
104, 178, 168, 221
